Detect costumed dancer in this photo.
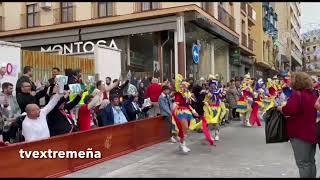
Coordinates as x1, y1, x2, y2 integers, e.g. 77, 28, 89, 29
190, 84, 215, 145
277, 74, 292, 107
219, 84, 229, 126
263, 77, 278, 113
172, 74, 214, 153
236, 73, 254, 127
249, 78, 265, 127
208, 78, 225, 140
311, 76, 320, 124
189, 75, 224, 140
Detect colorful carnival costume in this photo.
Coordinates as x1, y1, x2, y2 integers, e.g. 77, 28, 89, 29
172, 74, 214, 153
189, 85, 221, 141
262, 78, 278, 112
236, 73, 254, 127
249, 79, 265, 127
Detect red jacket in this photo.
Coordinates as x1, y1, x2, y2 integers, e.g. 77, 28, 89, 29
78, 104, 92, 131
146, 83, 162, 102
282, 90, 317, 144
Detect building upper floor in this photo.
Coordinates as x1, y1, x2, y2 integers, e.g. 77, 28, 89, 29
0, 2, 260, 43
0, 2, 241, 31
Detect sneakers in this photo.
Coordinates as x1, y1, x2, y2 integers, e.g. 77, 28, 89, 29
246, 121, 252, 127
170, 136, 177, 143
179, 142, 191, 153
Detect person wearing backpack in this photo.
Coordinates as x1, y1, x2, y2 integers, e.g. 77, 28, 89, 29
278, 72, 317, 178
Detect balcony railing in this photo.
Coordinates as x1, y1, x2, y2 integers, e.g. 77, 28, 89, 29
241, 33, 247, 47
241, 3, 246, 13
202, 2, 214, 16
0, 16, 4, 32
20, 12, 40, 29
247, 4, 256, 22
218, 5, 235, 31
53, 6, 76, 24
248, 37, 254, 51
291, 29, 301, 47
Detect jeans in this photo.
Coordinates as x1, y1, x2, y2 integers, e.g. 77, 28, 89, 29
163, 116, 174, 135
232, 108, 239, 119
290, 138, 317, 178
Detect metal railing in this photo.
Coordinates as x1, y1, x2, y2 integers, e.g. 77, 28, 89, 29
202, 2, 214, 16
248, 37, 254, 51
20, 12, 40, 29
0, 16, 4, 31
247, 4, 256, 21
291, 29, 301, 45
241, 33, 247, 47
218, 5, 235, 31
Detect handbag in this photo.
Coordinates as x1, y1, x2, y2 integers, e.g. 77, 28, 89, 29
265, 107, 289, 143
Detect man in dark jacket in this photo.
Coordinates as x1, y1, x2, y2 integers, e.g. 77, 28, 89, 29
109, 79, 129, 102
46, 67, 61, 104
123, 93, 149, 121
99, 95, 129, 126
16, 81, 48, 113
16, 66, 36, 94
47, 91, 82, 136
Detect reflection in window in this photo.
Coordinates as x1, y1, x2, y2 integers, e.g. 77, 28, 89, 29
61, 2, 73, 23
140, 2, 160, 11
27, 4, 38, 27
98, 2, 113, 17
129, 33, 159, 79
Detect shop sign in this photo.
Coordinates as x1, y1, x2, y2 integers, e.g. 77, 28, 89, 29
40, 39, 118, 55
231, 49, 240, 64
192, 43, 200, 64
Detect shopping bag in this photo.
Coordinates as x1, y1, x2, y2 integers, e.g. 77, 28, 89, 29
265, 107, 289, 144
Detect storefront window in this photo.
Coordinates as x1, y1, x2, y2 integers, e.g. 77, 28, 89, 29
185, 23, 215, 80
129, 32, 159, 80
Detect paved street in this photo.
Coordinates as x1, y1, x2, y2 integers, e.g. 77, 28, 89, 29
64, 121, 320, 178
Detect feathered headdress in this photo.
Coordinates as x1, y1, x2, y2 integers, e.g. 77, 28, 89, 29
244, 73, 251, 80
208, 79, 218, 88
266, 78, 272, 89
255, 78, 264, 90
175, 74, 183, 93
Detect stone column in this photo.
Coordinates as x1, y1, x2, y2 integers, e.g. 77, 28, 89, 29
176, 14, 186, 78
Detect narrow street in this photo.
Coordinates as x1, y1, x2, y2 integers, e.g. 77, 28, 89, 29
64, 121, 320, 178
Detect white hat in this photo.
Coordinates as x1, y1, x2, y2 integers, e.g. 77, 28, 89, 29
244, 73, 251, 79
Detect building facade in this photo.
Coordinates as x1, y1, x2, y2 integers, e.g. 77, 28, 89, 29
275, 2, 302, 72
0, 2, 262, 82
302, 29, 320, 75
250, 2, 279, 79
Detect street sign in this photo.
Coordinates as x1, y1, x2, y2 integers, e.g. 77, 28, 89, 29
231, 49, 240, 64
192, 44, 200, 64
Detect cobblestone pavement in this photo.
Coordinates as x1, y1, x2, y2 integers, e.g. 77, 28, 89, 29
64, 121, 320, 178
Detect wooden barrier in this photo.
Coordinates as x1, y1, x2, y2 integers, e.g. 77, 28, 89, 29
0, 116, 170, 178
